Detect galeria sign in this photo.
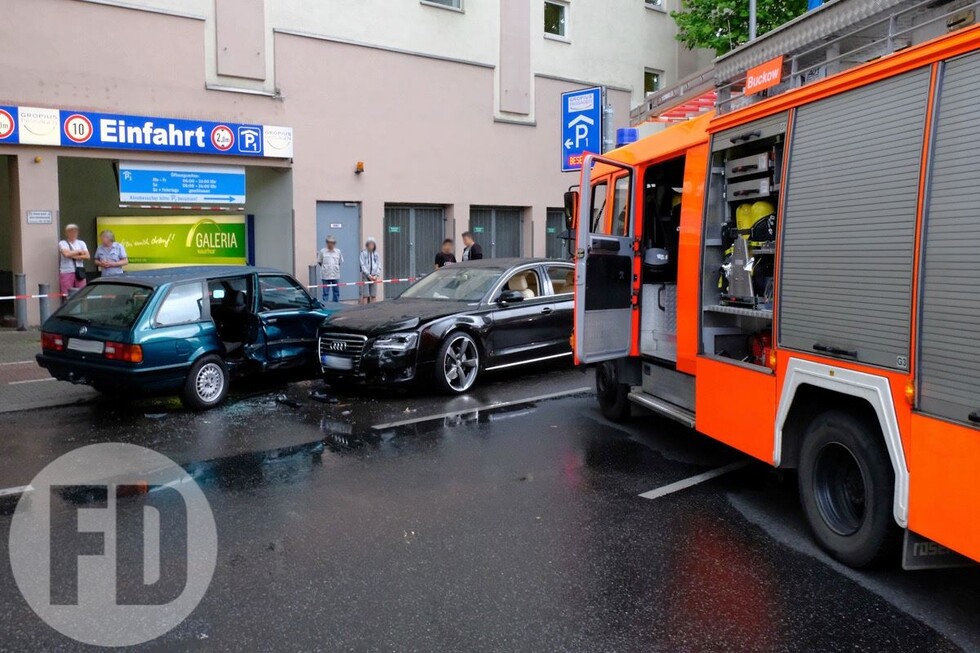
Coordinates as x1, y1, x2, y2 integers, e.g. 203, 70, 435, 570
745, 56, 784, 95
96, 216, 247, 270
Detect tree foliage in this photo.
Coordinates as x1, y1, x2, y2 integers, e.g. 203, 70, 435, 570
671, 0, 809, 56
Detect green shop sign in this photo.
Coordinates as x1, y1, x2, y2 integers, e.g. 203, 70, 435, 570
96, 215, 247, 270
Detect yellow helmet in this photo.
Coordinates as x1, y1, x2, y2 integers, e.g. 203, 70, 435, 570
735, 203, 754, 232
750, 201, 776, 224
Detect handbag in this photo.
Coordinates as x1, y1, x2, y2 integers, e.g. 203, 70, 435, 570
74, 267, 86, 281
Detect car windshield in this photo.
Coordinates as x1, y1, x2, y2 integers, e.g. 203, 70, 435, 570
56, 282, 153, 329
399, 267, 503, 302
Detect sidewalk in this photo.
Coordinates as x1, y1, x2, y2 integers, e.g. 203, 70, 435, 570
0, 328, 96, 413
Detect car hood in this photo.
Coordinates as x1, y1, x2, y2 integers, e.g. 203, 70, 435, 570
320, 299, 473, 335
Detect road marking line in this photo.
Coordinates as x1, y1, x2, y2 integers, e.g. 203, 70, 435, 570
0, 485, 34, 499
371, 387, 593, 430
0, 360, 35, 366
638, 460, 750, 500
8, 377, 56, 385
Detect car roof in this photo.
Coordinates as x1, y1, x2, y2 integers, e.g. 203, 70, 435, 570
90, 265, 283, 288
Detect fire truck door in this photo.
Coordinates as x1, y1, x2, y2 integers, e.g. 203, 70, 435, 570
574, 155, 637, 363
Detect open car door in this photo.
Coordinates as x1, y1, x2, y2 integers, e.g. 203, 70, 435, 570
573, 154, 638, 364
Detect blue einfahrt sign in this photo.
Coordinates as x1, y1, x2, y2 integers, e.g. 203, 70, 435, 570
561, 87, 603, 173
0, 106, 293, 158
119, 161, 247, 205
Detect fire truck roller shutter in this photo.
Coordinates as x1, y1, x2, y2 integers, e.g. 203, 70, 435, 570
778, 68, 931, 370
918, 51, 980, 424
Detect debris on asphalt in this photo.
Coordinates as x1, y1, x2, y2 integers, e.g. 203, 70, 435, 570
275, 394, 303, 408
341, 410, 352, 416
143, 413, 168, 420
403, 407, 417, 414
310, 389, 339, 404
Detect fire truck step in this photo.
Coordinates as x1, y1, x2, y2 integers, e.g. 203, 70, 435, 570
627, 391, 695, 429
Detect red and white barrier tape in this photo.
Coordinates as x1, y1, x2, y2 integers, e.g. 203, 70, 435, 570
1, 277, 422, 301
0, 292, 65, 301
305, 277, 420, 289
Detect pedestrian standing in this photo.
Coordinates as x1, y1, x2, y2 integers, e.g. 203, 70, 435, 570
94, 230, 128, 277
317, 235, 343, 302
58, 223, 89, 298
359, 237, 382, 304
434, 239, 456, 270
461, 231, 484, 261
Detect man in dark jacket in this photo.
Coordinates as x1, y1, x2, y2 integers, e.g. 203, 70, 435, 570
461, 231, 484, 261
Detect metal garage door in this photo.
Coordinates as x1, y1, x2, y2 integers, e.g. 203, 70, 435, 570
546, 208, 565, 259
470, 207, 523, 258
778, 68, 931, 370
383, 205, 445, 291
918, 51, 980, 423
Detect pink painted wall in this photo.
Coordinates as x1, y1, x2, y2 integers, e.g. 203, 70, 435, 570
0, 0, 631, 321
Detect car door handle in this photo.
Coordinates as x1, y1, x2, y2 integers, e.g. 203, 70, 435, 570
540, 307, 553, 315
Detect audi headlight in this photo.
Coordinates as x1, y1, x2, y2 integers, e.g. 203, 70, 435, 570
372, 332, 419, 351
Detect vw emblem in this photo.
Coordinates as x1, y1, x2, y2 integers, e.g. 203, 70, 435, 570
329, 341, 346, 352
78, 326, 88, 336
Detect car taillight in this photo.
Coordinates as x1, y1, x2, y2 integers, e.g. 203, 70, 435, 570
104, 342, 143, 363
41, 332, 65, 352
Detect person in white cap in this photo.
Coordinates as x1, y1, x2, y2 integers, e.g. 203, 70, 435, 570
316, 235, 343, 302
359, 237, 382, 304
58, 224, 89, 298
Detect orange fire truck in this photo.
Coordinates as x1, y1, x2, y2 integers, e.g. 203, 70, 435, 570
569, 23, 980, 568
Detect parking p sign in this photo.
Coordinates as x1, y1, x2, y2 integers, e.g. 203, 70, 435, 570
561, 87, 602, 172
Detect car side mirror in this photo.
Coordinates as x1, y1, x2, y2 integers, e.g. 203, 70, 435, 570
563, 190, 580, 230
498, 289, 525, 304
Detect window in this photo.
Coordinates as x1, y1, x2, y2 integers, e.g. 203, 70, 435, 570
544, 1, 567, 38
612, 175, 631, 236
503, 270, 541, 299
155, 282, 204, 326
546, 266, 574, 295
259, 275, 314, 312
644, 69, 662, 95
421, 0, 462, 9
62, 283, 151, 328
645, 0, 665, 9
590, 181, 608, 232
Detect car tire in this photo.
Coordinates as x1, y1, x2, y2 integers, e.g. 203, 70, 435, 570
798, 410, 898, 568
435, 332, 480, 394
596, 361, 631, 422
181, 355, 230, 411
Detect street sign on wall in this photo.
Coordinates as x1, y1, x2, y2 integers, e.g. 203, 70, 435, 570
0, 105, 293, 158
96, 215, 247, 270
561, 87, 603, 172
119, 162, 246, 205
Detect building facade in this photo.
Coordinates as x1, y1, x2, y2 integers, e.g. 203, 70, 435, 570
0, 0, 710, 322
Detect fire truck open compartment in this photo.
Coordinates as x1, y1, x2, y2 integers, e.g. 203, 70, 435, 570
639, 155, 686, 363
699, 113, 786, 369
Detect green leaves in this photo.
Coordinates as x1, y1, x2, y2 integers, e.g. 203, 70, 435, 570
671, 0, 808, 55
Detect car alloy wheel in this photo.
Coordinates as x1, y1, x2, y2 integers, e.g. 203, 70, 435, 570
443, 334, 479, 392
195, 362, 225, 404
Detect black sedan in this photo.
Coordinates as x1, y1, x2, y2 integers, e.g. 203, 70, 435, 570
317, 258, 574, 393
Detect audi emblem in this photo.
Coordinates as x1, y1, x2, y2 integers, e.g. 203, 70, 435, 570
328, 341, 347, 352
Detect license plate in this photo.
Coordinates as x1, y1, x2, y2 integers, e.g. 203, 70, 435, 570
67, 338, 104, 354
321, 354, 353, 371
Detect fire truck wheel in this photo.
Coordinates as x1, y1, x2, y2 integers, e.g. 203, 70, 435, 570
596, 361, 630, 422
798, 410, 898, 568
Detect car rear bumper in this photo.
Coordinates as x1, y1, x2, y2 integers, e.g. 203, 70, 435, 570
36, 353, 188, 393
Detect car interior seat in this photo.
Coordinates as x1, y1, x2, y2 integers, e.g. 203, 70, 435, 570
213, 290, 248, 348
508, 274, 536, 299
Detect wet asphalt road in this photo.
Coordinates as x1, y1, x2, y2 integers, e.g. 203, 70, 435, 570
1, 363, 979, 652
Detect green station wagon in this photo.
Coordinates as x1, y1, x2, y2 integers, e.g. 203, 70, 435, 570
36, 266, 337, 410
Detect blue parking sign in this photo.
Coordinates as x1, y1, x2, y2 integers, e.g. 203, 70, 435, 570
561, 87, 602, 172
